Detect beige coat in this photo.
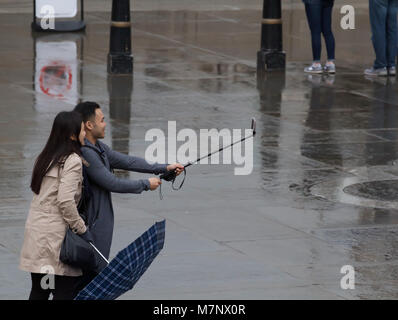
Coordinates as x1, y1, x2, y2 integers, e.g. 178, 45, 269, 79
19, 153, 87, 277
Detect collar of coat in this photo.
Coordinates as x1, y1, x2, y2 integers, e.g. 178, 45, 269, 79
82, 138, 108, 167
83, 138, 105, 154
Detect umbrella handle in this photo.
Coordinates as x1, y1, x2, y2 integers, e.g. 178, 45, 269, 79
89, 242, 110, 265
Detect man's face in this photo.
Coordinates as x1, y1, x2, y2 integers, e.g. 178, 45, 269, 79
87, 108, 106, 139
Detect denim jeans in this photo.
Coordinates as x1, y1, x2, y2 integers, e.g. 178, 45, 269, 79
305, 0, 335, 62
369, 0, 398, 68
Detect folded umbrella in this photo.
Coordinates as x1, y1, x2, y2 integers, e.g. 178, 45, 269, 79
74, 220, 166, 300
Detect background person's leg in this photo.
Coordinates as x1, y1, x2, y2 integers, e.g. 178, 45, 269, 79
321, 0, 336, 61
28, 273, 51, 300
386, 0, 398, 68
305, 3, 323, 62
369, 0, 388, 69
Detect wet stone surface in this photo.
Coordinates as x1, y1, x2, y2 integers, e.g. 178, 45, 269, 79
344, 181, 398, 202
1, 0, 398, 299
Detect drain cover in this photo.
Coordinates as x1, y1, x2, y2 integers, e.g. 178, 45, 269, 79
343, 180, 398, 202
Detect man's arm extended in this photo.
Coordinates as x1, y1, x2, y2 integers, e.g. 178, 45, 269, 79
99, 141, 168, 174
82, 147, 151, 193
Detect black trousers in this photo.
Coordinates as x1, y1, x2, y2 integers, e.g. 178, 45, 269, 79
29, 273, 82, 300
75, 270, 98, 293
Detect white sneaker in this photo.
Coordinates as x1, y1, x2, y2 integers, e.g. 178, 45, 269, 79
304, 63, 323, 74
364, 67, 388, 76
324, 63, 336, 74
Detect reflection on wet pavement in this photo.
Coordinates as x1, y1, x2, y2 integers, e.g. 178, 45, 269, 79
1, 1, 398, 299
345, 181, 398, 202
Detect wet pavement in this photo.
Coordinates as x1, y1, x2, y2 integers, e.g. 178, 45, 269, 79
1, 0, 398, 299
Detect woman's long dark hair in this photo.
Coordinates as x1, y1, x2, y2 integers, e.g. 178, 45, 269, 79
30, 111, 83, 195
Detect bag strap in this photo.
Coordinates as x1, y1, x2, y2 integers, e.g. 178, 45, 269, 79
56, 160, 65, 182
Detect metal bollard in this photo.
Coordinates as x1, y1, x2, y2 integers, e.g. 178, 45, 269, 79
107, 0, 133, 74
257, 0, 286, 73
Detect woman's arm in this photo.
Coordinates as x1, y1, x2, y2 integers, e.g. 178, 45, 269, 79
57, 154, 87, 234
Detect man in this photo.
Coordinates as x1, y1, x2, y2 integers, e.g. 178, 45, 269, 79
73, 101, 183, 289
365, 0, 398, 76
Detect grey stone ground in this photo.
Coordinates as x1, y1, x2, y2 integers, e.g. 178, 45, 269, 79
1, 0, 398, 299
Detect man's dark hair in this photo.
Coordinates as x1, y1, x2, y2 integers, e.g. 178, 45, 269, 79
74, 101, 100, 122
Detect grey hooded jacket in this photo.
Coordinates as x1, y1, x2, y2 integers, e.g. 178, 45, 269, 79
81, 138, 168, 264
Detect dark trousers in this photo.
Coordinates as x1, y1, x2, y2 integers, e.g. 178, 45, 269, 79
75, 270, 98, 294
29, 273, 81, 300
369, 0, 398, 68
305, 0, 336, 62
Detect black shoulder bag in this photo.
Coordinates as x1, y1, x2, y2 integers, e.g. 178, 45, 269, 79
59, 159, 100, 272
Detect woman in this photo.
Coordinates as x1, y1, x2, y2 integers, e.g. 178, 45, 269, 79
19, 111, 91, 300
303, 0, 336, 74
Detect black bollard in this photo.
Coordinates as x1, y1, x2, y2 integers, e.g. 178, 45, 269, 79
107, 0, 133, 74
257, 0, 286, 73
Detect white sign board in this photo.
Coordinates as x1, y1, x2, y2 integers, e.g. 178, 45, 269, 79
34, 40, 79, 112
36, 0, 78, 18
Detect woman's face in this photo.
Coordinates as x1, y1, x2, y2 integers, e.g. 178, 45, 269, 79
79, 122, 86, 145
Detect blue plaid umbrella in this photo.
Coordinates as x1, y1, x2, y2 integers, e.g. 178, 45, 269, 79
74, 220, 165, 300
